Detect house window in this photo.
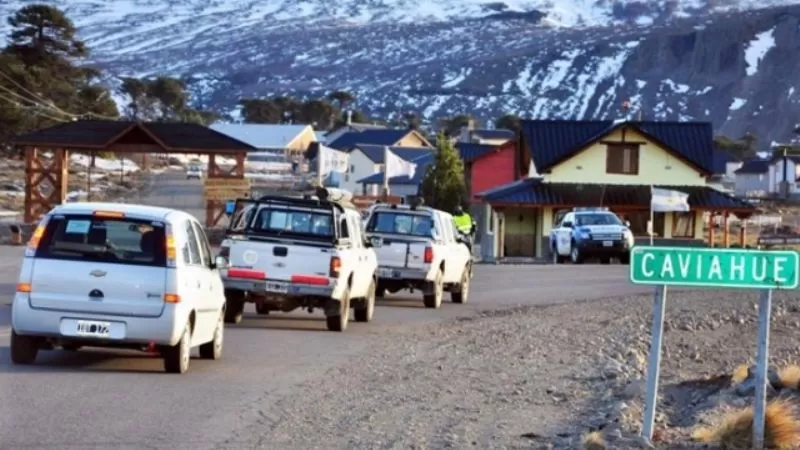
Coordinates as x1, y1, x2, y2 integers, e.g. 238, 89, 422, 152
672, 212, 695, 238
606, 144, 640, 175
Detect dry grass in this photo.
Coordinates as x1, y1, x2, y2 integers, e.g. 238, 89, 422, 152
581, 430, 606, 450
692, 398, 800, 449
732, 364, 750, 384
778, 366, 800, 390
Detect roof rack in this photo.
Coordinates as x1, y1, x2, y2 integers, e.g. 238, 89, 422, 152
573, 207, 610, 212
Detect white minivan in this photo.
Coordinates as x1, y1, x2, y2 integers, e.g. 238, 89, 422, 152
10, 202, 226, 374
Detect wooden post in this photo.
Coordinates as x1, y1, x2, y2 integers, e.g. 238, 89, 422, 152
723, 211, 730, 248
740, 220, 747, 247
708, 211, 715, 246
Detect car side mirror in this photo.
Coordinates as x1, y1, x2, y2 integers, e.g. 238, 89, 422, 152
563, 221, 573, 228
369, 236, 383, 248
625, 220, 631, 227
213, 255, 228, 269
431, 229, 441, 240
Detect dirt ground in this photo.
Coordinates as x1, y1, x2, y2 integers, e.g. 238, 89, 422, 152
215, 288, 800, 450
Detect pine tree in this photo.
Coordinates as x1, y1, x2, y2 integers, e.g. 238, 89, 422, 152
420, 133, 466, 213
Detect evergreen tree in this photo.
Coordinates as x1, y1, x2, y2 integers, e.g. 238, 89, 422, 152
420, 133, 466, 213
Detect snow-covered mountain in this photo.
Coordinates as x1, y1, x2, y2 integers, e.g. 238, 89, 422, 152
3, 1, 800, 141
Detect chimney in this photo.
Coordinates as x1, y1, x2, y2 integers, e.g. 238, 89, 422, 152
346, 110, 352, 125
459, 119, 476, 143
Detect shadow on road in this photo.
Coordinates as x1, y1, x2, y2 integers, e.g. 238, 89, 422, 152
233, 314, 334, 332
376, 297, 426, 308
0, 345, 172, 373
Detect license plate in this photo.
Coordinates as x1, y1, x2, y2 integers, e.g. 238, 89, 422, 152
603, 241, 613, 247
265, 282, 288, 294
379, 268, 400, 278
76, 320, 110, 337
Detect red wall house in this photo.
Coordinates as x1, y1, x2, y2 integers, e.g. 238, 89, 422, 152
465, 141, 520, 201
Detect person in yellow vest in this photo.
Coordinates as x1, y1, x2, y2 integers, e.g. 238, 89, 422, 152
453, 205, 475, 236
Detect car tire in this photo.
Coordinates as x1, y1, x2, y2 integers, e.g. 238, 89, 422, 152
600, 257, 611, 264
551, 245, 565, 264
376, 285, 386, 298
423, 269, 443, 309
326, 288, 350, 332
199, 312, 224, 360
619, 253, 631, 265
224, 290, 245, 324
255, 303, 270, 315
163, 323, 191, 374
451, 266, 470, 304
62, 344, 82, 352
570, 244, 584, 264
354, 279, 376, 323
10, 331, 38, 365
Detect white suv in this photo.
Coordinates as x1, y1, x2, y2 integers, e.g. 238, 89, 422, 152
10, 202, 226, 374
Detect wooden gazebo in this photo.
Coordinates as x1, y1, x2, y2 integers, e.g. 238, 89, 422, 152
12, 120, 257, 227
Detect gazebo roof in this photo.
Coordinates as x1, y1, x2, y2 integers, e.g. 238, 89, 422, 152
13, 120, 258, 154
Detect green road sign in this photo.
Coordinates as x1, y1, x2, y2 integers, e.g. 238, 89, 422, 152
629, 246, 799, 289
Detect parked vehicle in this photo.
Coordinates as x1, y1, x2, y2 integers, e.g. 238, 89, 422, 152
363, 202, 472, 309
549, 207, 634, 264
10, 202, 226, 374
186, 165, 203, 179
217, 188, 378, 332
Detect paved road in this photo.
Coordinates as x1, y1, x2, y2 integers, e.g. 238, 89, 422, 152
0, 172, 655, 449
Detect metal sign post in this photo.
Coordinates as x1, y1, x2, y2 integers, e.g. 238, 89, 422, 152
629, 246, 799, 448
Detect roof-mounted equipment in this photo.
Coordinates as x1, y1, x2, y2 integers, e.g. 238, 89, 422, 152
573, 207, 610, 212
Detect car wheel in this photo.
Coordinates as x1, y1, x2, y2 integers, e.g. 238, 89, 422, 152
163, 323, 191, 374
423, 269, 443, 309
199, 312, 224, 360
619, 253, 631, 265
326, 288, 350, 332
551, 245, 564, 264
451, 266, 470, 304
10, 331, 38, 365
600, 257, 611, 264
354, 279, 376, 323
570, 245, 584, 264
224, 290, 245, 324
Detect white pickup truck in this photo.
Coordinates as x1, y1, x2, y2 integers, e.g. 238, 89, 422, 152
363, 203, 472, 309
216, 189, 378, 332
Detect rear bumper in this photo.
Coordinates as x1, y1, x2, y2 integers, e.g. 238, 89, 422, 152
11, 293, 184, 346
222, 277, 335, 298
376, 266, 429, 281
577, 240, 629, 255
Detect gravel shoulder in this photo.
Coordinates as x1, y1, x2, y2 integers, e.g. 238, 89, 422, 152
214, 288, 800, 450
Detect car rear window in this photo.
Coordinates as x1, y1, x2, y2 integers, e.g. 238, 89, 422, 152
250, 207, 334, 238
366, 211, 433, 237
36, 214, 167, 267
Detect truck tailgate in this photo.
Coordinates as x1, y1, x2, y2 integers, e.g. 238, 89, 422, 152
376, 237, 428, 269
227, 239, 333, 281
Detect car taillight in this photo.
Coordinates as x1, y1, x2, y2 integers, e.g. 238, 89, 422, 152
424, 246, 433, 264
24, 215, 50, 257
165, 224, 177, 267
329, 256, 341, 277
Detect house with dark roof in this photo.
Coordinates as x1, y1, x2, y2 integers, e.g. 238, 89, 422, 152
327, 128, 432, 151
342, 144, 432, 195
323, 121, 387, 144
474, 119, 755, 259
457, 120, 515, 145
733, 157, 770, 197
